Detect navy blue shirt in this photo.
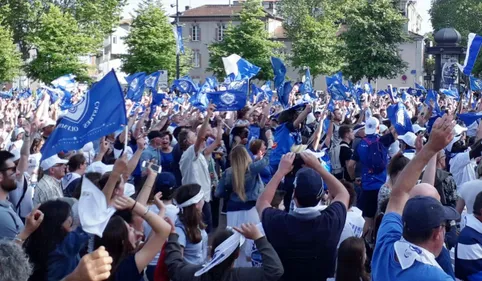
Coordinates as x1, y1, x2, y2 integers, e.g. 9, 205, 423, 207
161, 151, 174, 173
351, 133, 394, 191
262, 202, 346, 281
114, 254, 143, 281
270, 122, 301, 168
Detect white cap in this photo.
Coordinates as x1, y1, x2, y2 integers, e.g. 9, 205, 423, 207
86, 161, 113, 175
11, 149, 20, 162
445, 124, 467, 152
454, 124, 468, 136
412, 124, 426, 134
379, 124, 388, 134
306, 113, 316, 125
41, 118, 56, 129
398, 132, 418, 148
40, 154, 68, 171
365, 117, 379, 135
13, 128, 25, 139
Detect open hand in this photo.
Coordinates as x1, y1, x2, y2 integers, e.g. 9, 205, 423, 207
278, 152, 295, 176
427, 114, 455, 152
234, 223, 263, 240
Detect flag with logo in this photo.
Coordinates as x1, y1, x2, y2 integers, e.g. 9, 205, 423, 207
173, 25, 185, 55
172, 76, 199, 94
207, 80, 248, 111
300, 68, 316, 99
41, 70, 127, 159
51, 74, 77, 92
441, 85, 459, 100
145, 71, 162, 93
261, 81, 273, 102
470, 76, 482, 91
459, 33, 482, 76
387, 102, 413, 135
125, 72, 146, 102
326, 73, 347, 101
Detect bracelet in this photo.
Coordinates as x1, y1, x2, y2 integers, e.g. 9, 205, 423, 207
14, 235, 24, 243
142, 207, 149, 218
130, 201, 137, 211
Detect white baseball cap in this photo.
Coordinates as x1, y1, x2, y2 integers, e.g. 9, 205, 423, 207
379, 124, 388, 134
412, 124, 426, 134
398, 132, 418, 148
365, 117, 379, 135
40, 154, 68, 171
86, 161, 113, 175
41, 118, 56, 129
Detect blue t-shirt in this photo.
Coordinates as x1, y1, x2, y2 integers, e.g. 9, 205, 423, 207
351, 134, 393, 190
371, 213, 453, 281
114, 254, 143, 281
161, 151, 174, 173
175, 220, 208, 265
270, 122, 301, 167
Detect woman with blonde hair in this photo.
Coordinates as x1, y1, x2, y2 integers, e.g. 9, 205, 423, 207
216, 130, 273, 267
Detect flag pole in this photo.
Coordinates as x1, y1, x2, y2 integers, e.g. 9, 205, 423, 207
124, 125, 129, 153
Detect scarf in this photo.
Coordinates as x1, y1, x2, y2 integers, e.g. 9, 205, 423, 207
394, 238, 441, 270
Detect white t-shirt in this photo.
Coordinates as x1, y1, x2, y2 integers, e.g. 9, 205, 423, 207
8, 140, 23, 151
450, 151, 476, 187
458, 179, 482, 215
337, 207, 365, 248
179, 145, 211, 202
9, 172, 33, 218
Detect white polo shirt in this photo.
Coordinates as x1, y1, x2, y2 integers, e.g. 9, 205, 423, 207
179, 145, 211, 202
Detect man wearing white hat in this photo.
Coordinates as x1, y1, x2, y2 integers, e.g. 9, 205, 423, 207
33, 154, 67, 206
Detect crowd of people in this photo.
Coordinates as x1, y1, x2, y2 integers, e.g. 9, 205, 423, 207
0, 83, 482, 281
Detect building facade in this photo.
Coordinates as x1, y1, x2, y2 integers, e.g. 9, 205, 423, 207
176, 0, 426, 90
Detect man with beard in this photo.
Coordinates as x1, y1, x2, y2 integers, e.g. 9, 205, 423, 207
0, 151, 24, 239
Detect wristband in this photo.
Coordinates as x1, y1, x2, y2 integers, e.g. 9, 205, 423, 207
130, 201, 137, 211
142, 207, 149, 218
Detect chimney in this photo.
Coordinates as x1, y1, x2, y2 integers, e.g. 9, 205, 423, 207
185, 6, 190, 10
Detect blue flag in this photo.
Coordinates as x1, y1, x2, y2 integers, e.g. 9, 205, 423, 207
278, 81, 292, 109
300, 68, 316, 99
173, 25, 185, 55
222, 54, 260, 80
150, 91, 166, 118
387, 102, 413, 135
207, 80, 248, 111
40, 86, 61, 103
59, 88, 73, 110
326, 73, 347, 101
206, 76, 219, 90
190, 81, 211, 110
470, 76, 482, 91
425, 89, 442, 116
441, 86, 459, 100
260, 81, 273, 102
247, 125, 261, 146
17, 89, 32, 100
406, 88, 418, 96
145, 71, 162, 92
415, 83, 426, 92
51, 74, 76, 92
458, 112, 482, 126
377, 90, 388, 96
172, 76, 199, 94
327, 98, 335, 112
0, 89, 13, 99
41, 70, 127, 159
250, 84, 262, 103
126, 72, 146, 102
271, 57, 286, 90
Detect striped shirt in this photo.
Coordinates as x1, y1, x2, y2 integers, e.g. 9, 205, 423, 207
455, 214, 482, 281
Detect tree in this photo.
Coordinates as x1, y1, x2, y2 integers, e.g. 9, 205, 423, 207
341, 0, 408, 82
121, 2, 191, 81
277, 0, 353, 78
0, 24, 22, 83
0, 0, 125, 59
430, 0, 482, 76
25, 5, 96, 83
207, 0, 283, 81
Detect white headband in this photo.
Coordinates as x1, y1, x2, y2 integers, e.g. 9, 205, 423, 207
194, 228, 245, 276
177, 190, 204, 208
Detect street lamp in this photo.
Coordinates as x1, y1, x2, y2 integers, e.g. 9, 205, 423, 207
171, 0, 180, 80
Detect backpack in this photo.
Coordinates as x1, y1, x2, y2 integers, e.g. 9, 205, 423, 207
363, 137, 387, 174
330, 143, 350, 175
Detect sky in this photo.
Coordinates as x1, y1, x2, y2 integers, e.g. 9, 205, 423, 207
123, 0, 433, 33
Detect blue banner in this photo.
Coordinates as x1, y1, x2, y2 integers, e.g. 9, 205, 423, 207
207, 80, 249, 111
126, 72, 146, 102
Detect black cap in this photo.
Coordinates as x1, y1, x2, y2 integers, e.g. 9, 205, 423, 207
154, 172, 178, 194
293, 168, 324, 201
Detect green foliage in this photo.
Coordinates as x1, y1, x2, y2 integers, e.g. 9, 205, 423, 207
341, 0, 408, 82
0, 24, 22, 82
207, 0, 283, 81
277, 0, 353, 77
25, 5, 95, 83
430, 0, 482, 76
121, 3, 191, 81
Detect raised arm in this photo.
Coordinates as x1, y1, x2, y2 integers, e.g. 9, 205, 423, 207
102, 154, 128, 206
195, 104, 215, 155
387, 115, 455, 215
203, 118, 223, 158
293, 104, 312, 128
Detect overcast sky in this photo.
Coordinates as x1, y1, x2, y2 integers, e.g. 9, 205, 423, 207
123, 0, 433, 33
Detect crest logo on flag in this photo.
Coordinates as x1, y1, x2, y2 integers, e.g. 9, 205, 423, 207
220, 93, 236, 105
145, 76, 156, 88
179, 81, 190, 91
130, 78, 139, 91
64, 95, 90, 124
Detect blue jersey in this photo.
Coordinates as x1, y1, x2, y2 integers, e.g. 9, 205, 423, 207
270, 122, 301, 167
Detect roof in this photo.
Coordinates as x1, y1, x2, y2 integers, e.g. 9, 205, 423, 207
175, 4, 283, 20
179, 5, 243, 18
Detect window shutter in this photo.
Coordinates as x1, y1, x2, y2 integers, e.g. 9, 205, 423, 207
199, 52, 202, 68
198, 25, 201, 41
190, 25, 193, 41
215, 26, 219, 41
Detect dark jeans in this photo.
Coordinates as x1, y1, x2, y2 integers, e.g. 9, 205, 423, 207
202, 201, 213, 234
210, 194, 220, 229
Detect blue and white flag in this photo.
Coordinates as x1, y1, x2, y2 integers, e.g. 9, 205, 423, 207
17, 89, 32, 100
222, 54, 260, 81
125, 72, 146, 102
327, 98, 335, 112
172, 76, 199, 94
0, 89, 13, 99
470, 76, 482, 91
415, 83, 426, 92
173, 25, 185, 55
250, 84, 262, 104
150, 91, 166, 118
278, 81, 292, 109
41, 70, 127, 159
459, 33, 482, 76
458, 112, 482, 126
190, 81, 213, 110
206, 76, 219, 90
145, 71, 162, 92
260, 81, 273, 102
387, 102, 413, 135
51, 74, 76, 92
40, 86, 62, 103
425, 89, 442, 115
207, 80, 248, 111
59, 88, 73, 110
406, 88, 419, 96
377, 90, 388, 96
441, 86, 459, 100
271, 57, 286, 90
326, 73, 347, 101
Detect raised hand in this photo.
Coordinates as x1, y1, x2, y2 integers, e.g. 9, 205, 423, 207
278, 152, 295, 176
427, 114, 455, 152
233, 223, 263, 240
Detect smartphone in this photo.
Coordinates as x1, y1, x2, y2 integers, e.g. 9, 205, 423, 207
141, 161, 162, 173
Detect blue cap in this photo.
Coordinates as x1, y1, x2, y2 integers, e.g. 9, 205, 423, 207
403, 196, 460, 233
293, 168, 324, 201
154, 172, 178, 194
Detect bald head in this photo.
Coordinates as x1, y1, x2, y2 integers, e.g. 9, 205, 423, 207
409, 183, 441, 201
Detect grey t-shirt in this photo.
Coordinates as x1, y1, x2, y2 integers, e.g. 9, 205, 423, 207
0, 200, 24, 240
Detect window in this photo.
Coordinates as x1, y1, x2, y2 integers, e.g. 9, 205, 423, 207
191, 25, 200, 41
112, 36, 117, 44
217, 24, 227, 41
193, 50, 201, 68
